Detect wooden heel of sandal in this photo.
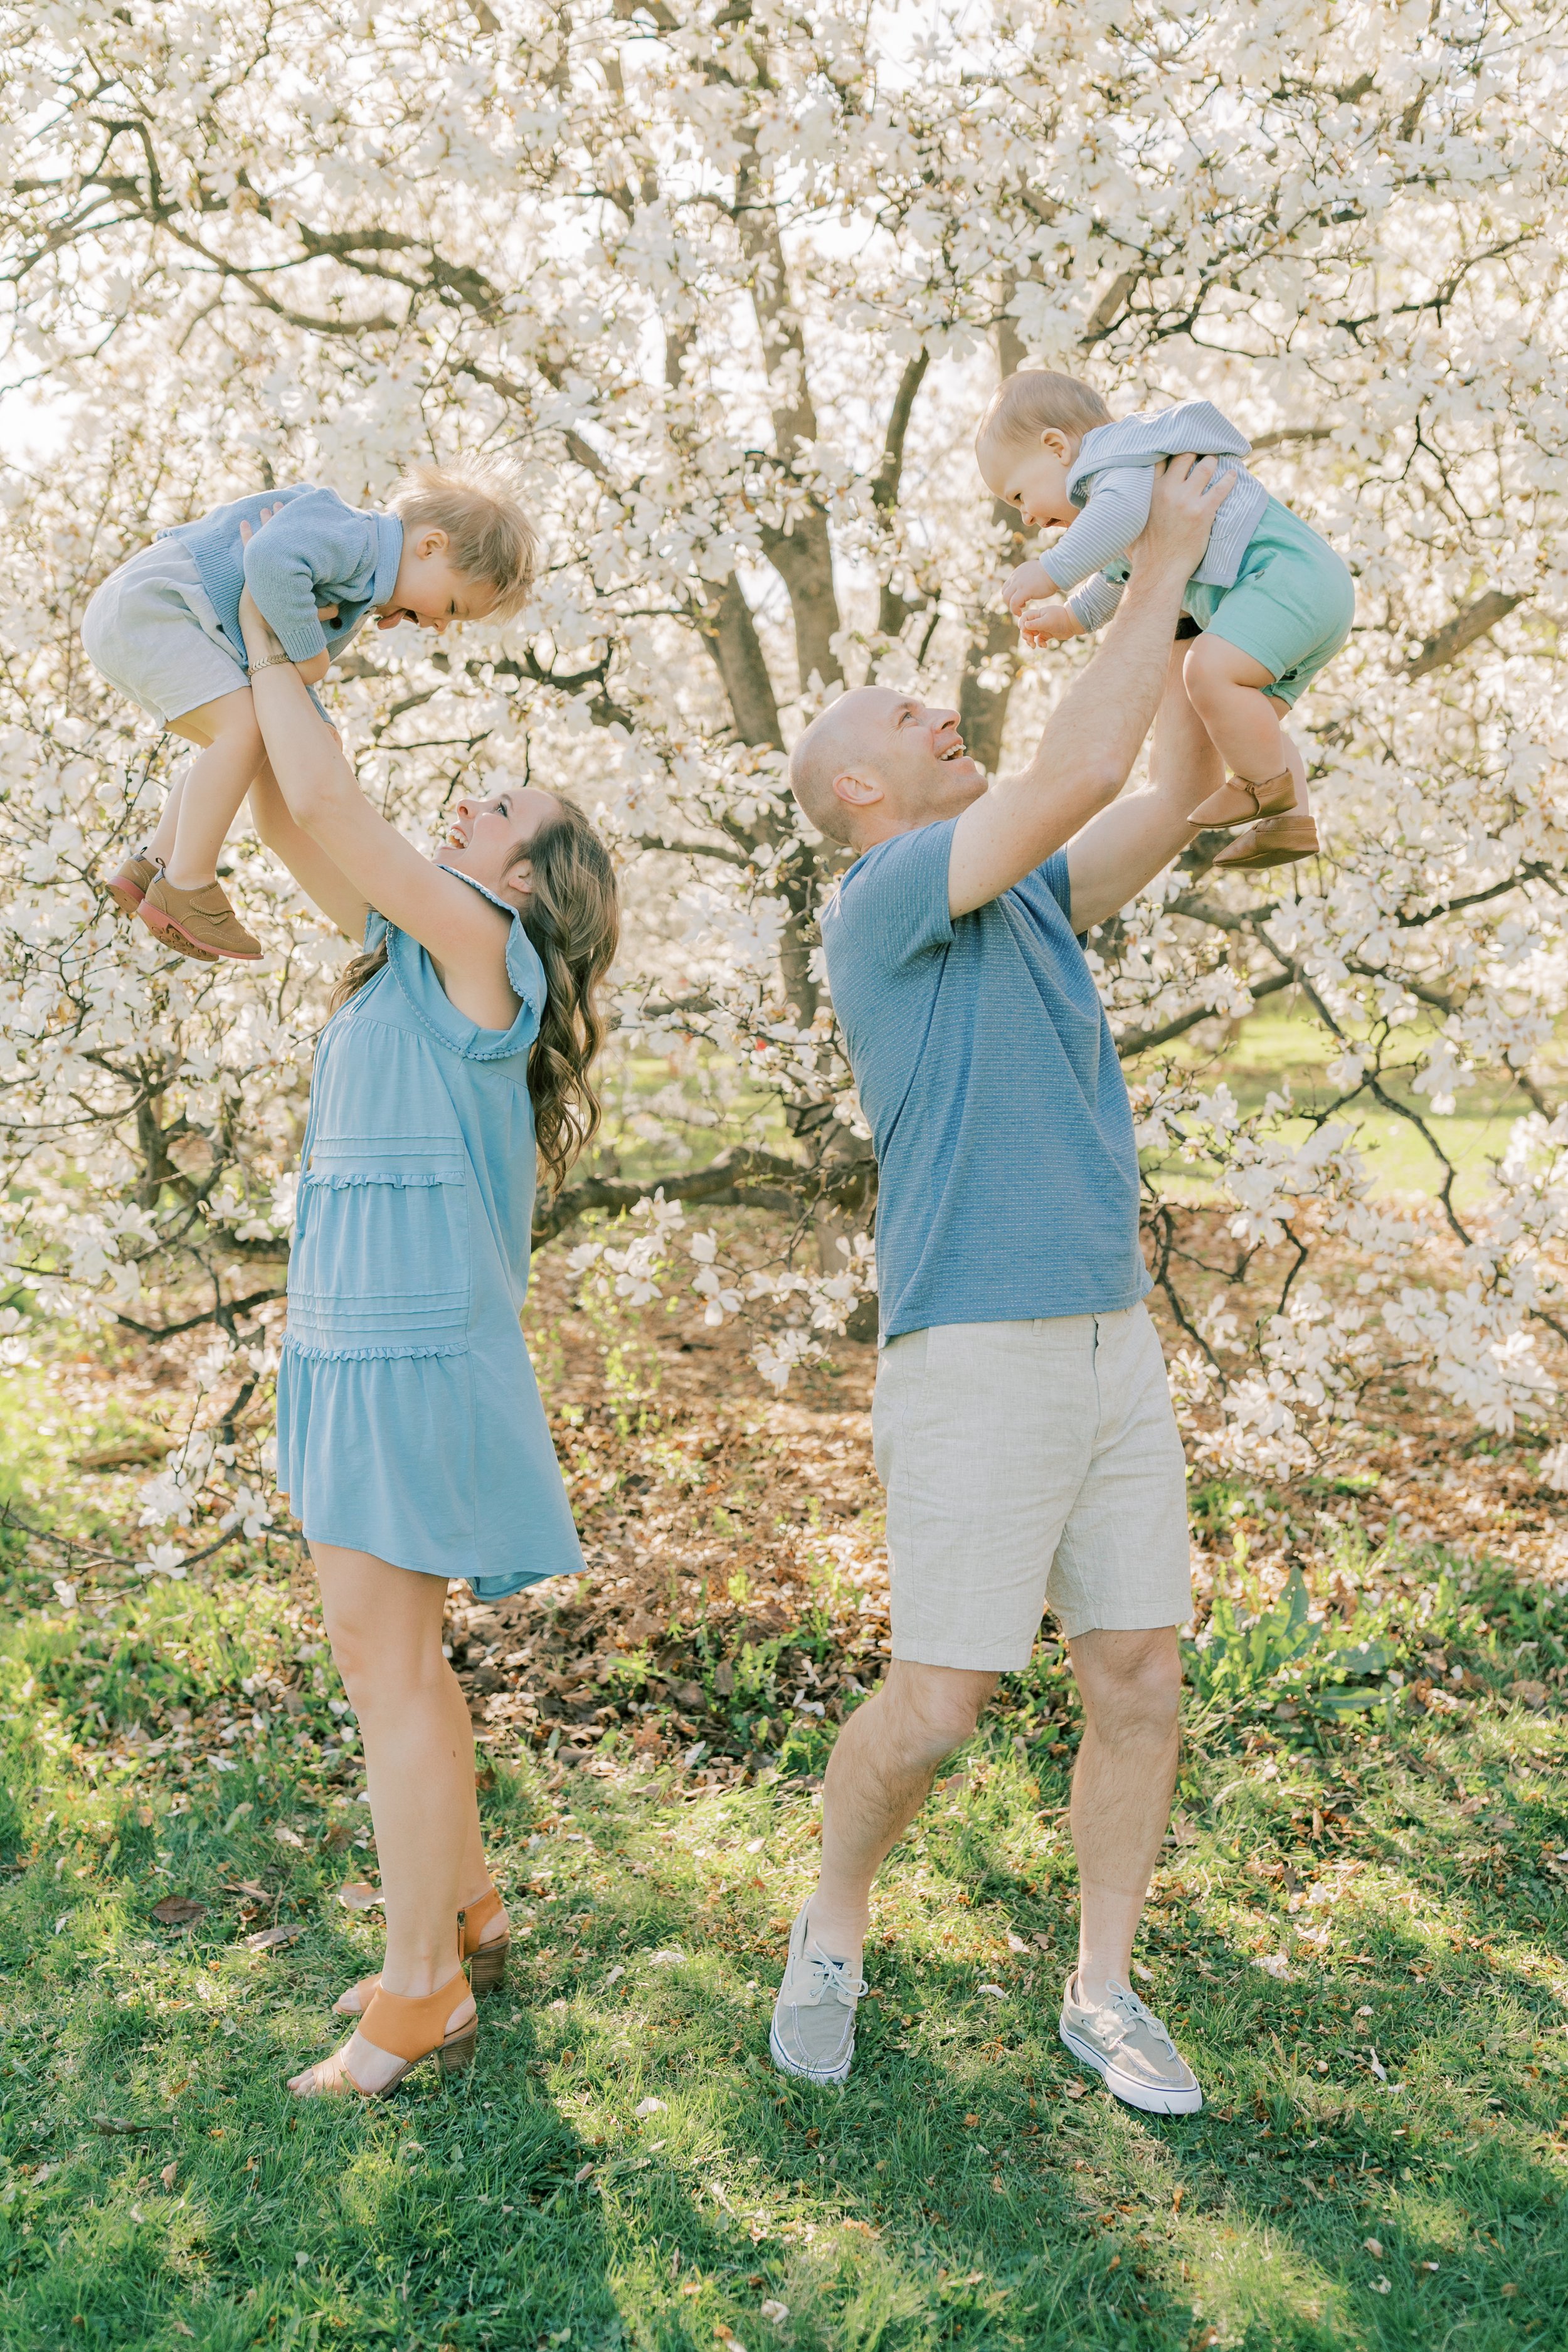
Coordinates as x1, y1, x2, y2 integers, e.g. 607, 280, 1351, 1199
438, 2028, 478, 2074
468, 1941, 509, 1995
460, 1886, 510, 1996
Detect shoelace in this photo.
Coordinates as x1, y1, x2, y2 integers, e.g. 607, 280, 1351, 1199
803, 1946, 866, 2009
1094, 1981, 1176, 2055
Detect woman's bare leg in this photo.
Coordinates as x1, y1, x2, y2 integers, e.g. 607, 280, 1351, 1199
332, 1645, 506, 2016
290, 1544, 477, 2095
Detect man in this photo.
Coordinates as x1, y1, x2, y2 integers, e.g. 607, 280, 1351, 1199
770, 455, 1236, 2116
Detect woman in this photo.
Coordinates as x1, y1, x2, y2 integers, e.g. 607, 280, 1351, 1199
234, 570, 618, 2097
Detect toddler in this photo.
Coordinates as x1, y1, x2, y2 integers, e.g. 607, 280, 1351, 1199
975, 373, 1354, 869
84, 464, 536, 958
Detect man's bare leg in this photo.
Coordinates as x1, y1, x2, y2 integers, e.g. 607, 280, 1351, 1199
804, 1661, 998, 1964
1066, 1627, 1183, 2001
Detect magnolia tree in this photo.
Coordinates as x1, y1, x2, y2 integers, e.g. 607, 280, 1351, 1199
3, 0, 1567, 1555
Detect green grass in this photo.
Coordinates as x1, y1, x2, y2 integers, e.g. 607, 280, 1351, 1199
1142, 1004, 1562, 1210
4, 1538, 1568, 2351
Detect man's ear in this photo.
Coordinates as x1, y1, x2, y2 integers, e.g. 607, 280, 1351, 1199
832, 768, 881, 815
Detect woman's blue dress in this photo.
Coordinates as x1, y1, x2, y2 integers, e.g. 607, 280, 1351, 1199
275, 874, 583, 1597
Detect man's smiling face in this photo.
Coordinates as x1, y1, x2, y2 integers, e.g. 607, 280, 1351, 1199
788, 686, 987, 848
871, 691, 987, 822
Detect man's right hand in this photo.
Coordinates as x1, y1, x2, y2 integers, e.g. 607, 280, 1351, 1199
1128, 453, 1235, 581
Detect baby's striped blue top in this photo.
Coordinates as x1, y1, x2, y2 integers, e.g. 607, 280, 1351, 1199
1045, 400, 1269, 632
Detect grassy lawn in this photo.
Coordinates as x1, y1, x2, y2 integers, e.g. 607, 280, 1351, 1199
5, 1521, 1568, 2351
1141, 1004, 1562, 1211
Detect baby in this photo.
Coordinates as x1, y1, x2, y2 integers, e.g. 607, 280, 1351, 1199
975, 372, 1355, 870
84, 464, 536, 959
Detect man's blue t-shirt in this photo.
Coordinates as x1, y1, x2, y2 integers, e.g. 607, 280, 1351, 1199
822, 820, 1148, 1340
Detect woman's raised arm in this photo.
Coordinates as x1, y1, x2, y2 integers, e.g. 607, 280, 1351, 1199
238, 581, 519, 1029
248, 763, 370, 943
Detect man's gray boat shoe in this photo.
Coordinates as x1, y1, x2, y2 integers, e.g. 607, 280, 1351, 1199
1059, 1973, 1203, 2116
770, 1900, 866, 2084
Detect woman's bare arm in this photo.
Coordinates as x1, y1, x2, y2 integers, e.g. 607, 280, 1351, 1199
248, 761, 369, 943
238, 584, 519, 1029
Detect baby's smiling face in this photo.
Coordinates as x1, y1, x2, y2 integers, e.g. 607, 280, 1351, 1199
378, 531, 498, 635
978, 426, 1081, 531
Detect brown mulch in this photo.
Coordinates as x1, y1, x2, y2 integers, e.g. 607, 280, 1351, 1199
435, 1223, 1567, 1776
24, 1209, 1566, 1784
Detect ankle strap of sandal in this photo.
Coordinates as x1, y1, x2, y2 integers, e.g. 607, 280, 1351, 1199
460, 1886, 506, 1952
361, 1969, 471, 2062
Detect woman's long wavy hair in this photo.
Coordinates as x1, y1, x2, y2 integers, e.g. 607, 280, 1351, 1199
331, 798, 619, 1195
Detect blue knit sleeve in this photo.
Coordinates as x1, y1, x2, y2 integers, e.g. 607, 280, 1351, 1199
242, 490, 378, 664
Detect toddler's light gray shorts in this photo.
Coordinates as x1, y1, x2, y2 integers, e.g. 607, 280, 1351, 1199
82, 539, 250, 726
872, 1301, 1192, 1668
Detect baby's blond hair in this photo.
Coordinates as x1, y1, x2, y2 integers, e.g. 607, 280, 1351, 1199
389, 461, 538, 620
975, 369, 1113, 455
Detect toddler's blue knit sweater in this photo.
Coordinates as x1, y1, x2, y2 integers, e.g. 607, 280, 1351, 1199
157, 485, 404, 669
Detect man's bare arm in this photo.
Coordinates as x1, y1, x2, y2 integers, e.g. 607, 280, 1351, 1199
947, 455, 1234, 920
1064, 638, 1221, 933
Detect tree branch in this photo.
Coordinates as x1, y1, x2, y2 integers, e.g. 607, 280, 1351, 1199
532, 1146, 836, 1244
1116, 967, 1295, 1057
1404, 590, 1526, 679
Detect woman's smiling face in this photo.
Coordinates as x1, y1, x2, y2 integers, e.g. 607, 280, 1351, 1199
441, 785, 561, 906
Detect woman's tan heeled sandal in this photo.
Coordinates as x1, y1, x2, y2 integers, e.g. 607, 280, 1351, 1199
1187, 768, 1298, 829
333, 1882, 509, 2016
347, 1971, 477, 2098
461, 1887, 512, 1996
1212, 812, 1320, 869
294, 1969, 476, 2099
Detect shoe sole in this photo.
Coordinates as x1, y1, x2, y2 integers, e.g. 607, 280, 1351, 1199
138, 901, 259, 961
770, 2018, 852, 2085
105, 879, 147, 918
1211, 818, 1320, 871
1059, 2023, 1204, 2116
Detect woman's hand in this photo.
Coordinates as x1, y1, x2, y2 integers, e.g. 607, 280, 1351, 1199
237, 514, 289, 665
236, 580, 282, 663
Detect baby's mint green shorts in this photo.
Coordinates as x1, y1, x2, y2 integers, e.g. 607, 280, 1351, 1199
1183, 495, 1354, 707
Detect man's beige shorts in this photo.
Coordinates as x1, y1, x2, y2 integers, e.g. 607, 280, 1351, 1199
872, 1303, 1192, 1668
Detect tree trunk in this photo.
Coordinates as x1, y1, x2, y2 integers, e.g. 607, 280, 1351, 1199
734, 156, 845, 695
956, 309, 1032, 772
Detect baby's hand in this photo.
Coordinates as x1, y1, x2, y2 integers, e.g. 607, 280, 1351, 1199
1001, 556, 1060, 620
1019, 599, 1086, 647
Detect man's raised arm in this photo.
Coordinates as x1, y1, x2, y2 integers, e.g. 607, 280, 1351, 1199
946, 455, 1233, 919
1062, 632, 1224, 935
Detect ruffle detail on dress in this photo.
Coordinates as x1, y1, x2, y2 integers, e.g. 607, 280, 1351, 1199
300, 1169, 453, 1189
281, 1338, 469, 1362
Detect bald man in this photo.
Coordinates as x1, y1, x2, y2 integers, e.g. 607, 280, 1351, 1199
768, 455, 1236, 2117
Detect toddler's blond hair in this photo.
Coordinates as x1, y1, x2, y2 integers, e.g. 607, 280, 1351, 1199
389, 461, 538, 620
976, 369, 1113, 455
